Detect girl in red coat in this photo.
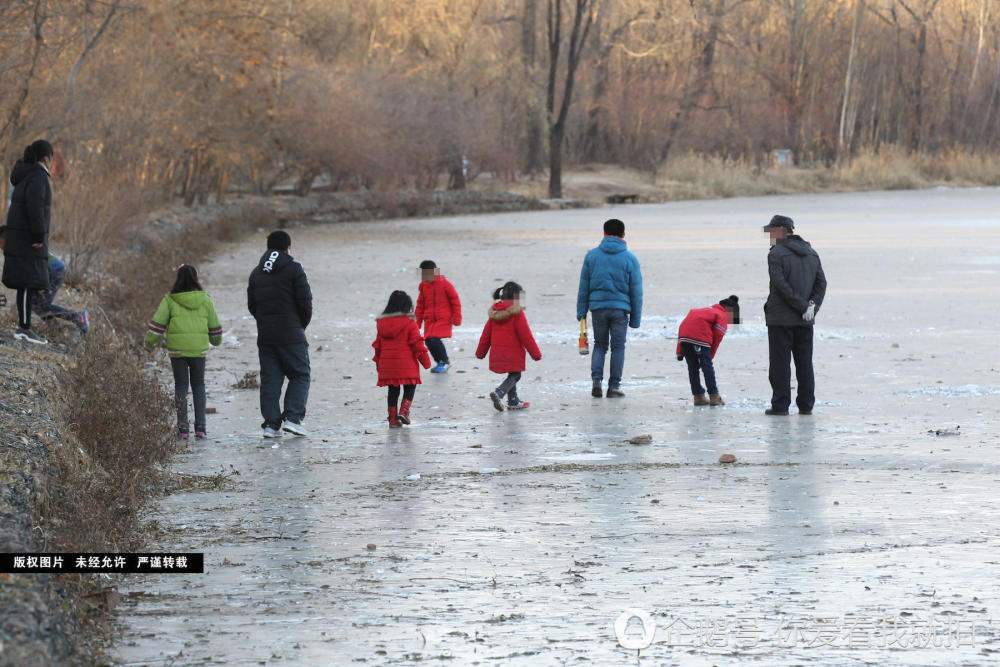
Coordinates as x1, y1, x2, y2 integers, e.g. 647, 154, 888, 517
415, 260, 462, 373
675, 295, 739, 406
373, 290, 432, 427
475, 281, 542, 411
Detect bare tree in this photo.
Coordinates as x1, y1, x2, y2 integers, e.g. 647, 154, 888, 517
546, 0, 597, 198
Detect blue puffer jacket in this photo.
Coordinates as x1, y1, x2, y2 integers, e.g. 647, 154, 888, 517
576, 236, 643, 327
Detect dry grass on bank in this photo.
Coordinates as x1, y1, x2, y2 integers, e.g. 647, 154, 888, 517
488, 149, 1000, 203
49, 327, 176, 552
655, 149, 1000, 201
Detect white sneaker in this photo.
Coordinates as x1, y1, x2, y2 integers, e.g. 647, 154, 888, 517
282, 421, 308, 437
262, 427, 282, 438
14, 327, 47, 345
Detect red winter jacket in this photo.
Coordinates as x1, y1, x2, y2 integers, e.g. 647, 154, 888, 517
676, 304, 729, 358
475, 301, 542, 373
372, 313, 432, 386
415, 275, 462, 339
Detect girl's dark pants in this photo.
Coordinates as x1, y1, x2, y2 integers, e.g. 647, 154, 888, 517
495, 372, 521, 401
171, 357, 207, 431
681, 342, 717, 395
425, 337, 448, 364
387, 384, 416, 407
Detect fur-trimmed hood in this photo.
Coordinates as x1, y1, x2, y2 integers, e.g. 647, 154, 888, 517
488, 300, 524, 321
376, 311, 415, 321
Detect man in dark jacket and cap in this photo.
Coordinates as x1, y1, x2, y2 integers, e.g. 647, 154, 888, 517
248, 230, 313, 437
762, 215, 827, 416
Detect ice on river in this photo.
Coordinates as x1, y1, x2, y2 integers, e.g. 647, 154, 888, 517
113, 188, 1000, 666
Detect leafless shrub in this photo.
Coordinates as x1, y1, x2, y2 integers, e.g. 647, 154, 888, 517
54, 168, 150, 284
50, 326, 175, 551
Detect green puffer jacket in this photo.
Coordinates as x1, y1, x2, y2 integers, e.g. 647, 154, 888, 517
144, 291, 223, 357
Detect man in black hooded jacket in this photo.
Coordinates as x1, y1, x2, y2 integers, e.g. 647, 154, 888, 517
248, 230, 313, 437
762, 215, 827, 416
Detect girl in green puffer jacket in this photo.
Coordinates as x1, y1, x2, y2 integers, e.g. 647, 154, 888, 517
144, 265, 223, 439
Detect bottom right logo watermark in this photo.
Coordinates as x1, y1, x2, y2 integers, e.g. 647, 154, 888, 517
614, 610, 990, 651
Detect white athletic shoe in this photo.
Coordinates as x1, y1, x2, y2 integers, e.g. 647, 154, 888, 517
14, 327, 47, 345
262, 427, 282, 438
282, 421, 308, 437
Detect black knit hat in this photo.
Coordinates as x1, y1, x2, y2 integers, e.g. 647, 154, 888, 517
419, 260, 437, 270
719, 294, 740, 324
762, 214, 794, 232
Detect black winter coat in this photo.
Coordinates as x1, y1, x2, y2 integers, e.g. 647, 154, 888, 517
764, 235, 827, 327
2, 162, 51, 291
247, 250, 313, 346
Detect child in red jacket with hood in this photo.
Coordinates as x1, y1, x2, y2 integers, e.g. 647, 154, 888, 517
676, 295, 739, 406
415, 260, 462, 373
373, 290, 432, 427
475, 281, 542, 411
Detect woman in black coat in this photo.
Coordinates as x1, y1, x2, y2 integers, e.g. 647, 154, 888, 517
2, 140, 53, 344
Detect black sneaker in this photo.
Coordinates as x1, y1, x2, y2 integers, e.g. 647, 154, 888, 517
799, 409, 813, 416
489, 390, 505, 412
765, 408, 789, 416
591, 383, 603, 398
606, 388, 625, 398
14, 327, 47, 345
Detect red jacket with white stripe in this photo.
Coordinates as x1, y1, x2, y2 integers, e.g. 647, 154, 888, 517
676, 304, 729, 359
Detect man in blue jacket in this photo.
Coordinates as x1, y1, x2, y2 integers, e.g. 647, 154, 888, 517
576, 218, 643, 398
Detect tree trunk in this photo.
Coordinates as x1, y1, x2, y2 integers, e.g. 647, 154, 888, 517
978, 31, 1000, 146
838, 0, 865, 161
0, 0, 45, 150
547, 0, 595, 198
660, 0, 723, 163
548, 124, 564, 198
910, 20, 926, 152
964, 0, 990, 142
523, 0, 544, 174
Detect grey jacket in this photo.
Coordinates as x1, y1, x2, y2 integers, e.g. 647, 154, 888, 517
764, 236, 827, 327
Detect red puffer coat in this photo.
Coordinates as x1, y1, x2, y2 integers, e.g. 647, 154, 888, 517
415, 275, 462, 339
676, 304, 728, 358
372, 313, 432, 386
475, 301, 542, 373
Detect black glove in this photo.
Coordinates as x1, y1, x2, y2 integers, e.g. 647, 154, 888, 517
676, 354, 683, 361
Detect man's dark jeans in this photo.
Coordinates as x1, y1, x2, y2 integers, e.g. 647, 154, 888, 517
591, 308, 628, 389
259, 342, 310, 429
681, 342, 717, 395
767, 325, 814, 412
32, 261, 76, 321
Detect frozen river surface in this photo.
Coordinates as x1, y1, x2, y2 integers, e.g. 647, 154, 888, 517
114, 189, 1000, 665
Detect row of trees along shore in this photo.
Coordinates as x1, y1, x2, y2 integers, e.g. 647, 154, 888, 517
2, 0, 999, 212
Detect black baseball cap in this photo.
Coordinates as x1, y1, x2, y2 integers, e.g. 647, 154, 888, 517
762, 214, 794, 232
